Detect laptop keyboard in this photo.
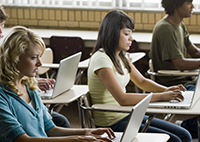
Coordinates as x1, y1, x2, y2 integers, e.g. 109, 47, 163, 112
170, 91, 193, 104
40, 89, 53, 97
101, 132, 122, 142
111, 133, 122, 142
182, 92, 193, 104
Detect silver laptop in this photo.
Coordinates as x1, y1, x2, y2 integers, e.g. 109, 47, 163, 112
102, 93, 152, 142
149, 70, 200, 109
40, 52, 82, 99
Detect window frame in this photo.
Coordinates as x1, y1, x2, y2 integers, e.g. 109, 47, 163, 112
1, 0, 200, 13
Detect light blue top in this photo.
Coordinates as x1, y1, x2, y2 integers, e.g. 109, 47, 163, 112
0, 83, 55, 142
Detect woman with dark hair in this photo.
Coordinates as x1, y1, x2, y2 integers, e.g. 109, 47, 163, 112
88, 10, 192, 142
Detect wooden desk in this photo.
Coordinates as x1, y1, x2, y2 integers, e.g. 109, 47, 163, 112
92, 97, 200, 141
133, 133, 169, 142
92, 98, 200, 115
158, 70, 199, 76
3, 28, 200, 50
128, 52, 146, 63
109, 132, 169, 142
42, 85, 88, 104
3, 28, 151, 50
41, 58, 89, 69
42, 85, 88, 126
41, 52, 146, 69
78, 58, 90, 68
41, 63, 59, 69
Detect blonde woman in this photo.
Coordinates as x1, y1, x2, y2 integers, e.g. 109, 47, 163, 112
0, 26, 115, 142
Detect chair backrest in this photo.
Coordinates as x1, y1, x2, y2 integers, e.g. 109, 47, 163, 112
83, 92, 92, 109
80, 92, 95, 128
37, 48, 53, 78
148, 59, 156, 81
80, 92, 155, 130
50, 36, 88, 63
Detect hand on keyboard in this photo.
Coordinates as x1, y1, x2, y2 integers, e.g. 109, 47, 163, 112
170, 100, 181, 103
101, 132, 121, 142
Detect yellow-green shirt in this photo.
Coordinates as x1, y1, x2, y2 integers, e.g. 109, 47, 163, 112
88, 49, 130, 126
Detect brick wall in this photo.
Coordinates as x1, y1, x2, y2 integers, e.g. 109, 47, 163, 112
4, 6, 200, 33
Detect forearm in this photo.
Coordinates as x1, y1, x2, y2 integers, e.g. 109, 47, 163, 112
129, 64, 167, 92
150, 92, 166, 102
119, 92, 164, 105
14, 134, 86, 142
136, 78, 167, 93
187, 44, 200, 58
47, 126, 90, 137
174, 58, 200, 71
172, 44, 200, 70
15, 127, 113, 142
120, 91, 175, 105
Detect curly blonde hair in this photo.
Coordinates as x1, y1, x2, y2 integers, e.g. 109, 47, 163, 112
0, 26, 45, 95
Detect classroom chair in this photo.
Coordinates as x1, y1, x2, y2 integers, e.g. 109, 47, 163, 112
50, 36, 88, 63
79, 91, 155, 131
49, 35, 89, 84
37, 48, 55, 78
146, 59, 176, 121
147, 59, 167, 82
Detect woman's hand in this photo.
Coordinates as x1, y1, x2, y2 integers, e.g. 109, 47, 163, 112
74, 135, 106, 142
159, 90, 184, 102
37, 78, 55, 92
165, 84, 187, 92
86, 128, 115, 142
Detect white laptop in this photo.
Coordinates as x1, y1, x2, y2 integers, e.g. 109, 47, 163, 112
149, 70, 200, 109
40, 52, 82, 99
102, 93, 152, 142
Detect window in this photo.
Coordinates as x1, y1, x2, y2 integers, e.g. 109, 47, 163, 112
0, 0, 115, 8
1, 0, 199, 12
119, 0, 162, 11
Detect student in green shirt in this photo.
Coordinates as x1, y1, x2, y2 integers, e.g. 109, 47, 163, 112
149, 0, 199, 138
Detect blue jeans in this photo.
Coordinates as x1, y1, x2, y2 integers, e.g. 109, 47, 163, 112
181, 84, 198, 138
185, 84, 196, 91
97, 115, 192, 142
52, 111, 70, 128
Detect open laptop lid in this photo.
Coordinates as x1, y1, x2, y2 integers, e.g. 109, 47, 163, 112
120, 93, 153, 142
51, 52, 82, 98
190, 69, 200, 108
149, 69, 200, 109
